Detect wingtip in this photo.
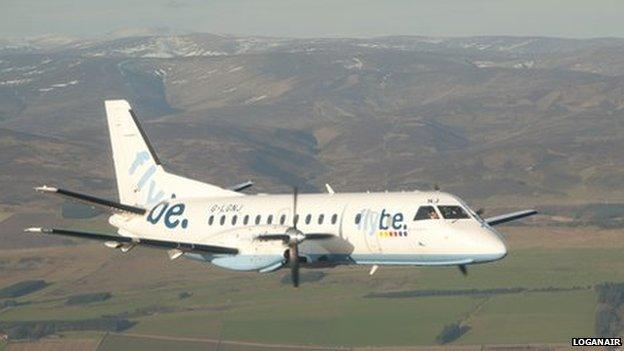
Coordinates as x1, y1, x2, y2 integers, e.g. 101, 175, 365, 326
104, 99, 131, 110
34, 185, 58, 193
24, 227, 43, 233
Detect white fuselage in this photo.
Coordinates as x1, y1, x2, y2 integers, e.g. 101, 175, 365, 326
33, 100, 528, 281
110, 190, 507, 272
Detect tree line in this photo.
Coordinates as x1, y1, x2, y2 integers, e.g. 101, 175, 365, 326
0, 318, 134, 339
365, 285, 587, 299
595, 282, 624, 338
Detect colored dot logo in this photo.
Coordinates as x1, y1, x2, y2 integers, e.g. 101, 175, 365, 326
377, 231, 408, 238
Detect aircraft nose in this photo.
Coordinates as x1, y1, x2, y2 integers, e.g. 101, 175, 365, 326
483, 229, 507, 260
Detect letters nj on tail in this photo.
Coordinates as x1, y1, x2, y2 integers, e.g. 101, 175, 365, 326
104, 100, 239, 206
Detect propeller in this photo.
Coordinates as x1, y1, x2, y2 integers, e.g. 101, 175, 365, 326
256, 186, 332, 288
289, 186, 301, 287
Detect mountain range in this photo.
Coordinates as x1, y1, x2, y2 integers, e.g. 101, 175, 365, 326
1, 33, 624, 215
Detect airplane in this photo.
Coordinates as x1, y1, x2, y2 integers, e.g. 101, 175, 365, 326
26, 100, 538, 287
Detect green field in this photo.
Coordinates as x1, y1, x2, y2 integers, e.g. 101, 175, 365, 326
98, 334, 217, 351
97, 333, 335, 351
0, 228, 622, 347
459, 290, 595, 344
131, 295, 480, 346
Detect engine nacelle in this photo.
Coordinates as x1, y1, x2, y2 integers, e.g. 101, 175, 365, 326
208, 225, 289, 272
211, 254, 285, 271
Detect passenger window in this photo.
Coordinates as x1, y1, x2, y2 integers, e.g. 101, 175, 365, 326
267, 215, 273, 224
280, 214, 286, 225
355, 213, 361, 224
318, 214, 324, 224
255, 215, 261, 225
438, 206, 470, 219
231, 215, 238, 225
243, 215, 249, 225
208, 215, 214, 225
331, 214, 338, 224
220, 215, 226, 225
305, 214, 311, 225
414, 206, 439, 220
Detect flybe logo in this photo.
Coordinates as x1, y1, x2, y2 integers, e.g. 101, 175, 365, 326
129, 151, 190, 229
147, 202, 189, 229
357, 209, 409, 238
128, 151, 166, 205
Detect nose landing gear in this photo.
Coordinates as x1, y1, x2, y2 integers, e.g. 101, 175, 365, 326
458, 264, 468, 276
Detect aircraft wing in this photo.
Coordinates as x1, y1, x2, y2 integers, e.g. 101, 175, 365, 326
24, 228, 238, 255
485, 209, 538, 226
255, 233, 335, 242
35, 185, 146, 215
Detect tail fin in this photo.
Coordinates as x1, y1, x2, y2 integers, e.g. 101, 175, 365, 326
105, 100, 239, 206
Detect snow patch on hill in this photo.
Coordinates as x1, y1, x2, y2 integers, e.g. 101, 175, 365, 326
0, 78, 32, 86
39, 80, 79, 92
245, 95, 267, 104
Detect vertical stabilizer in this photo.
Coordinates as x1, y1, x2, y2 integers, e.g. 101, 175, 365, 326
105, 100, 239, 206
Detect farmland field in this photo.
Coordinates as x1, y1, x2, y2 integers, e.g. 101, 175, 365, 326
3, 339, 99, 351
457, 290, 596, 344
0, 224, 621, 348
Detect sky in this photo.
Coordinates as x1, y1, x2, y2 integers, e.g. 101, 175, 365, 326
2, 0, 623, 39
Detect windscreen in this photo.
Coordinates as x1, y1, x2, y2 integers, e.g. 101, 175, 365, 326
414, 206, 440, 220
437, 205, 470, 219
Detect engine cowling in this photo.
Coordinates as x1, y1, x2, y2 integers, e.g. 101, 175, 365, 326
211, 254, 285, 271
208, 225, 289, 272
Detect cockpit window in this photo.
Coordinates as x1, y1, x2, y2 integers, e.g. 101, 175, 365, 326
414, 206, 440, 220
437, 205, 470, 219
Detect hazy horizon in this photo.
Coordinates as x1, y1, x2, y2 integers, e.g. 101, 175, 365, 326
3, 0, 624, 40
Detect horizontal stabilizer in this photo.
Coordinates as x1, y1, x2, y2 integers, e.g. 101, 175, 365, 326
35, 185, 146, 215
24, 227, 239, 255
229, 180, 254, 192
485, 209, 538, 226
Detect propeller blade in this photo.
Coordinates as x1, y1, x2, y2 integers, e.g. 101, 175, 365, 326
458, 264, 468, 276
304, 233, 335, 240
256, 234, 290, 242
292, 186, 298, 230
290, 243, 300, 288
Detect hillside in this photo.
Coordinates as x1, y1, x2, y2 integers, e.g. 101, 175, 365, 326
1, 34, 624, 213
